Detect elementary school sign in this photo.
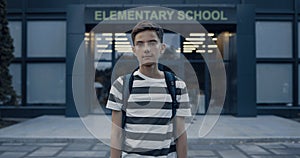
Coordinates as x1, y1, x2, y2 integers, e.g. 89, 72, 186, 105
94, 10, 228, 21
85, 6, 236, 24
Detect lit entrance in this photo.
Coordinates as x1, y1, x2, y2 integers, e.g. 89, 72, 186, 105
86, 24, 236, 115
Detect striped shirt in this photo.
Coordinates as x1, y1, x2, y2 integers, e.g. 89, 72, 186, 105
106, 70, 191, 157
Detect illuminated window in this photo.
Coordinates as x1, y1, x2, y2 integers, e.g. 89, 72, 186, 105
115, 33, 132, 55
183, 32, 220, 54
93, 33, 113, 60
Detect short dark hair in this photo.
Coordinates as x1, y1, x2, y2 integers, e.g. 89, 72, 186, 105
131, 20, 164, 45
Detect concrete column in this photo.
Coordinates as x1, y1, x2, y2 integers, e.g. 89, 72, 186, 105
235, 4, 257, 116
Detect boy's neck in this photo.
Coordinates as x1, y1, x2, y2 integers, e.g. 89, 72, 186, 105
139, 64, 164, 79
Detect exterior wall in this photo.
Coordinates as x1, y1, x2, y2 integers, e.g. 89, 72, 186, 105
3, 0, 300, 118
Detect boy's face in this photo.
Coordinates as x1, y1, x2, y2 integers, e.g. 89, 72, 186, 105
132, 30, 165, 67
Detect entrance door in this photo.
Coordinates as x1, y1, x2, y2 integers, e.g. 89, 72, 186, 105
182, 27, 236, 114
88, 25, 236, 115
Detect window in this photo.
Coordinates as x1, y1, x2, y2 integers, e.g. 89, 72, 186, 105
257, 64, 292, 104
164, 33, 181, 53
299, 65, 300, 105
256, 21, 292, 58
298, 22, 300, 58
27, 21, 66, 57
93, 33, 113, 60
9, 64, 22, 104
27, 63, 65, 104
8, 21, 22, 57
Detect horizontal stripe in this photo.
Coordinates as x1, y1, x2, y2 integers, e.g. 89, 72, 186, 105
133, 80, 167, 88
117, 76, 124, 84
177, 93, 189, 102
178, 102, 190, 108
131, 87, 168, 94
108, 93, 122, 104
126, 109, 172, 118
106, 100, 122, 111
128, 94, 172, 102
122, 145, 176, 157
133, 75, 145, 80
126, 117, 171, 125
175, 80, 187, 89
125, 130, 173, 141
134, 71, 165, 81
176, 108, 192, 117
125, 124, 173, 134
109, 86, 122, 100
133, 76, 185, 90
122, 152, 170, 158
127, 102, 173, 109
125, 138, 172, 149
113, 77, 123, 91
131, 87, 182, 95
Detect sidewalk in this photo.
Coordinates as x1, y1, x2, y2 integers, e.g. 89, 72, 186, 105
1, 115, 300, 141
0, 115, 300, 158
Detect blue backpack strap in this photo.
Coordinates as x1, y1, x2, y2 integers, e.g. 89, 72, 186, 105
164, 71, 178, 119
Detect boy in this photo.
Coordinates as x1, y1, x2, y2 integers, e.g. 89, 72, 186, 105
106, 20, 191, 158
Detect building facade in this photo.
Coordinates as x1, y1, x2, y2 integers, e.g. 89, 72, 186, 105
3, 0, 300, 118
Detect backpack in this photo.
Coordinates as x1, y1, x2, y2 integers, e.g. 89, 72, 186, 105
121, 67, 179, 129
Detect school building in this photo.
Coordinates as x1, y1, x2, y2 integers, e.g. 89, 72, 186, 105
3, 0, 300, 118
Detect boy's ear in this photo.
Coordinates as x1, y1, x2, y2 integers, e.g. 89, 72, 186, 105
160, 43, 166, 54
132, 46, 136, 56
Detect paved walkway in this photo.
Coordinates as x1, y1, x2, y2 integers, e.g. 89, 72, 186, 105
0, 115, 300, 157
0, 139, 300, 158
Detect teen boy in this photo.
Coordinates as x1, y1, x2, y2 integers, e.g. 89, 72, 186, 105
106, 20, 191, 158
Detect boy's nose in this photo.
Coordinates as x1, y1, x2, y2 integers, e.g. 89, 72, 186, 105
144, 44, 151, 53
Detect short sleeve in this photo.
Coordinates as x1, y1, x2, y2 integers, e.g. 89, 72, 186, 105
175, 78, 192, 117
106, 76, 124, 111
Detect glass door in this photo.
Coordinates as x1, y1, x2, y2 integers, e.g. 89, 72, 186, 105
87, 25, 236, 115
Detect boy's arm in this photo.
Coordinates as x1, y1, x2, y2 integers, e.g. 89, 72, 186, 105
175, 116, 188, 158
110, 110, 123, 158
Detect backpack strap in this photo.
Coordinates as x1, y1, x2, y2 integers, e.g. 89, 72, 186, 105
164, 71, 178, 119
122, 73, 134, 129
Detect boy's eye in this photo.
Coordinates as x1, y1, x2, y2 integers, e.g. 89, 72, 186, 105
148, 41, 157, 46
136, 42, 144, 47
135, 41, 158, 47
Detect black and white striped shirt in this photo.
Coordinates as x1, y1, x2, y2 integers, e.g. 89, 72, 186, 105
106, 70, 191, 157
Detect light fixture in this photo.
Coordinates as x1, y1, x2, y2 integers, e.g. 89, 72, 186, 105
97, 50, 112, 53
185, 38, 206, 41
115, 33, 126, 36
189, 33, 205, 36
96, 45, 108, 48
105, 38, 113, 41
207, 33, 214, 36
196, 50, 205, 53
115, 38, 128, 41
115, 41, 131, 45
207, 45, 218, 48
115, 45, 132, 48
102, 33, 112, 36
